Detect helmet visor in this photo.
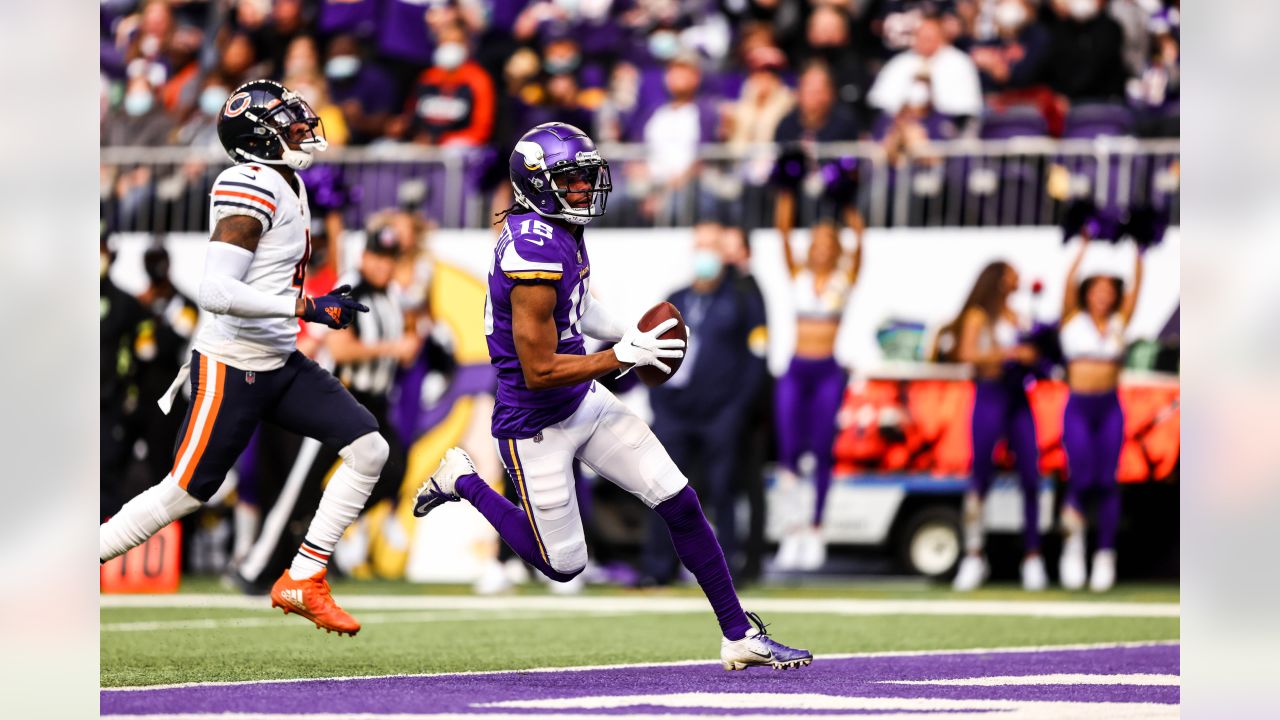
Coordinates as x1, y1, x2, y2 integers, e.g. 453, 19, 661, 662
261, 93, 327, 150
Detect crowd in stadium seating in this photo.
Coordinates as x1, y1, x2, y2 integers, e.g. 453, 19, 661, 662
101, 0, 1180, 155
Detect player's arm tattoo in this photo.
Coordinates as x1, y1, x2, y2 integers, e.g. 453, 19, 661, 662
210, 215, 264, 254
511, 283, 623, 391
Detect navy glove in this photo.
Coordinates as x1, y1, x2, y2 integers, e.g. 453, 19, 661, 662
301, 285, 368, 329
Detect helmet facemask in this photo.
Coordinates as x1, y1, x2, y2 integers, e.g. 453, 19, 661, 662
545, 159, 611, 225
241, 90, 328, 170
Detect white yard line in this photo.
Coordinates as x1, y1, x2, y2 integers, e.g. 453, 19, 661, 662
101, 592, 1180, 619
101, 640, 1178, 692
95, 710, 1182, 720
101, 610, 623, 633
881, 673, 1181, 686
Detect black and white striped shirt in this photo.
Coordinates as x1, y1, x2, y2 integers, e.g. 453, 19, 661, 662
334, 274, 405, 398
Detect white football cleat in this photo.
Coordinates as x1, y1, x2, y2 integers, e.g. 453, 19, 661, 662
797, 528, 827, 571
721, 612, 812, 671
414, 447, 477, 517
473, 559, 514, 595
773, 530, 803, 571
1059, 533, 1087, 591
503, 557, 531, 586
1089, 550, 1116, 593
1021, 554, 1048, 592
952, 555, 988, 592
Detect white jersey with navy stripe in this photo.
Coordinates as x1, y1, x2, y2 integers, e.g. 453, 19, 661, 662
194, 163, 312, 371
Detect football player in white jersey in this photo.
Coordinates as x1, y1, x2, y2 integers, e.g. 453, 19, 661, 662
100, 80, 383, 636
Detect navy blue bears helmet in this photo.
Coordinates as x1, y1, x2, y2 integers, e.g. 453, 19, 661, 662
216, 79, 328, 170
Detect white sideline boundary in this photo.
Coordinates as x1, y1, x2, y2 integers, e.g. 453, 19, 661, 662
101, 639, 1178, 692
98, 710, 1181, 720
101, 610, 629, 633
100, 592, 1180, 618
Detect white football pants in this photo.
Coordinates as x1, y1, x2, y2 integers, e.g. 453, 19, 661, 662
495, 382, 688, 575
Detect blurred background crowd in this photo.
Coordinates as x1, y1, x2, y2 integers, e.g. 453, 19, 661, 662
101, 0, 1179, 595
101, 0, 1181, 148
100, 0, 1180, 233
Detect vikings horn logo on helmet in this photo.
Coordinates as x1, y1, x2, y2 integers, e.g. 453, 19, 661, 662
515, 140, 545, 172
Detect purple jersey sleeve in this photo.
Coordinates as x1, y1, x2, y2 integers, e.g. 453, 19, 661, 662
498, 217, 567, 283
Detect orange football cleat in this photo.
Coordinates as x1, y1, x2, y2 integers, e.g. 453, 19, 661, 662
270, 569, 361, 637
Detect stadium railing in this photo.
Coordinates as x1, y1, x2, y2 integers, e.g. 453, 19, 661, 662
100, 138, 1179, 233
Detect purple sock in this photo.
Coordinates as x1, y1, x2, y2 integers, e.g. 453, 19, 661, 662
456, 474, 581, 583
655, 485, 751, 640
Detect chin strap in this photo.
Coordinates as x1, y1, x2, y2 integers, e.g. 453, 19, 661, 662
281, 148, 315, 170
236, 135, 328, 171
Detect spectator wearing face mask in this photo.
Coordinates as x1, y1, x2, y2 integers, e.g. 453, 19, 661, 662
174, 73, 231, 149
324, 35, 400, 146
541, 36, 586, 86
398, 22, 496, 147
102, 75, 175, 146
868, 16, 982, 120
286, 75, 351, 148
878, 71, 959, 164
968, 0, 1051, 94
1044, 0, 1127, 102
643, 222, 770, 585
118, 0, 205, 117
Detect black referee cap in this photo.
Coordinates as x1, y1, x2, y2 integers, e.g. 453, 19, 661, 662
365, 224, 402, 257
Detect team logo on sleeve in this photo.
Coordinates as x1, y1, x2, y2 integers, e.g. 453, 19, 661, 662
224, 92, 252, 118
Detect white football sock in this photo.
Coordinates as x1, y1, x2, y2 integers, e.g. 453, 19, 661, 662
962, 492, 985, 554
288, 433, 386, 580
100, 475, 202, 562
231, 502, 261, 564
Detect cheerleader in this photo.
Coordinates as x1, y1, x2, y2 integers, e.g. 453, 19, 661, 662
773, 212, 863, 571
939, 261, 1046, 591
1057, 241, 1143, 592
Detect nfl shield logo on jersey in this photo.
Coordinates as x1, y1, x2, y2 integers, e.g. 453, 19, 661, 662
245, 371, 256, 385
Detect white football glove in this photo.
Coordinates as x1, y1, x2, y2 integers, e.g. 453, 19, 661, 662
613, 317, 686, 377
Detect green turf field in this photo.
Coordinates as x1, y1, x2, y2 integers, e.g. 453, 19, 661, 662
100, 579, 1179, 688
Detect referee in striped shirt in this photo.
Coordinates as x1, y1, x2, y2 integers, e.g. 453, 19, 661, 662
235, 226, 421, 587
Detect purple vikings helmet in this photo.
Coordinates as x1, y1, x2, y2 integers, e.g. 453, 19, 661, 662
509, 122, 612, 225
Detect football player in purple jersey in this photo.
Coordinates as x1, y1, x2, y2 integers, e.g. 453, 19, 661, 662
414, 122, 811, 670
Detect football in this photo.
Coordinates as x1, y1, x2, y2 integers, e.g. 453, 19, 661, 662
634, 301, 686, 387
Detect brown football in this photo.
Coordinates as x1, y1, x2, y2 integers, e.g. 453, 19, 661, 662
633, 301, 686, 387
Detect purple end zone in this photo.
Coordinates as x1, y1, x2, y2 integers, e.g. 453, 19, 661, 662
102, 643, 1179, 716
